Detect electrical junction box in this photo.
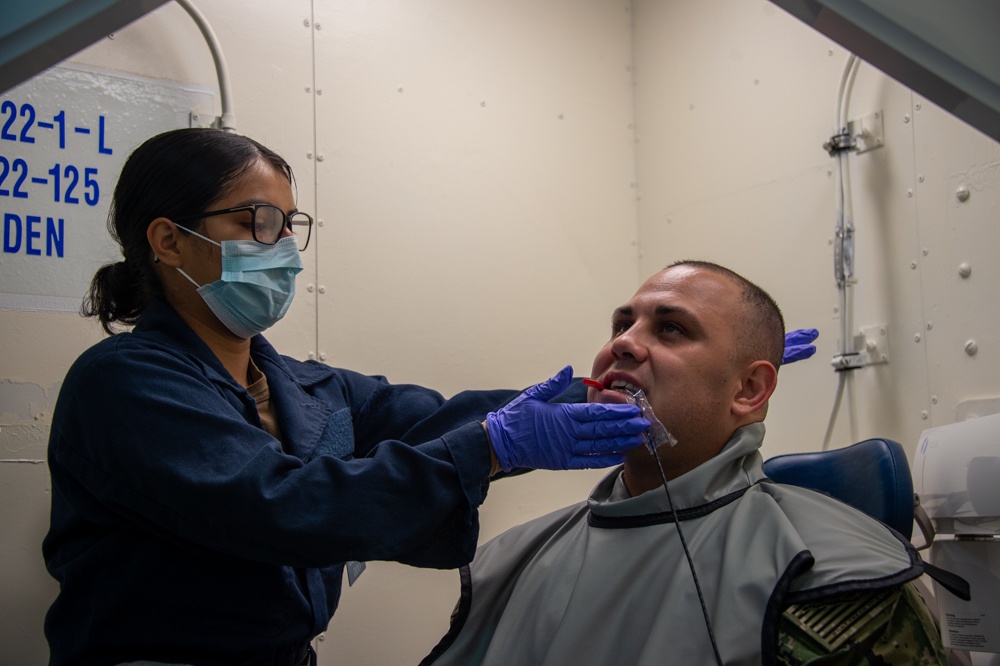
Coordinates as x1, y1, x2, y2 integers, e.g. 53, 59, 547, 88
848, 110, 884, 154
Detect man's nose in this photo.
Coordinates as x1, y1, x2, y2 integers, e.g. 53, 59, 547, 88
611, 329, 647, 362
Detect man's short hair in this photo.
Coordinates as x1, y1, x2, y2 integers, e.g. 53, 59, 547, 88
666, 260, 786, 369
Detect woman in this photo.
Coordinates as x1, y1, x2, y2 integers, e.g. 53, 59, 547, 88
42, 128, 647, 665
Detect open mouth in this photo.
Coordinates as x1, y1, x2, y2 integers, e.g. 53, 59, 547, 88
583, 377, 644, 396
584, 378, 647, 406
607, 380, 642, 395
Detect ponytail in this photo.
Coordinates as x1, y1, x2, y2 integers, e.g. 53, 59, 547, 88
82, 256, 158, 334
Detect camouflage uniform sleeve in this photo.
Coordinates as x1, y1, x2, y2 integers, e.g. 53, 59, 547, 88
776, 581, 947, 665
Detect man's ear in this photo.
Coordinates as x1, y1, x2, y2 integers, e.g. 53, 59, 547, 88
732, 360, 778, 419
147, 217, 183, 267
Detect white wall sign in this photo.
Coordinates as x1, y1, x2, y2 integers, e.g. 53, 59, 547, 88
0, 64, 213, 311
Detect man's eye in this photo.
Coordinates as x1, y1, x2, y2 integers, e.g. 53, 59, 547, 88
611, 320, 631, 336
660, 322, 683, 335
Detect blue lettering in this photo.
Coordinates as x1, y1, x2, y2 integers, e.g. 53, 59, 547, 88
3, 213, 21, 252
46, 217, 64, 257
25, 214, 41, 255
99, 116, 112, 155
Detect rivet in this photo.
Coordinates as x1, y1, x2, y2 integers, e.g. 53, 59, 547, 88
921, 410, 929, 420
319, 352, 327, 361
915, 102, 922, 111
965, 340, 978, 356
303, 19, 310, 27
926, 322, 933, 331
316, 154, 325, 162
914, 333, 922, 343
318, 219, 325, 228
306, 284, 315, 293
907, 189, 913, 198
931, 396, 938, 404
922, 248, 929, 256
305, 86, 311, 93
910, 261, 917, 270
318, 285, 327, 294
315, 23, 322, 30
108, 33, 116, 40
557, 113, 564, 120
480, 100, 487, 107
918, 175, 925, 183
398, 86, 404, 93
306, 152, 313, 160
316, 89, 323, 96
904, 114, 911, 123
308, 351, 316, 359
958, 262, 972, 279
956, 185, 970, 202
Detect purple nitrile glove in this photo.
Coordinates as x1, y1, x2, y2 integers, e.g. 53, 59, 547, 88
486, 366, 649, 472
783, 328, 819, 364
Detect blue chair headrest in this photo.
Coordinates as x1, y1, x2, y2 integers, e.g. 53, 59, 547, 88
763, 438, 913, 539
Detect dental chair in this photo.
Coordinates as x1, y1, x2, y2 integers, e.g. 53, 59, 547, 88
763, 437, 970, 603
764, 437, 972, 664
763, 437, 914, 539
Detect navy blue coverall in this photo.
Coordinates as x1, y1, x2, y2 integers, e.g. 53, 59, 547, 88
44, 298, 559, 665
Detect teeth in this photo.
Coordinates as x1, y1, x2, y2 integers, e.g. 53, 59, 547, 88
610, 380, 641, 393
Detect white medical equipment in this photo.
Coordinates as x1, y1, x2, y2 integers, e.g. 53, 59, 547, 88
913, 411, 1000, 656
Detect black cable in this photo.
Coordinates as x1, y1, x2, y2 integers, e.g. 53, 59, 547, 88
650, 448, 724, 666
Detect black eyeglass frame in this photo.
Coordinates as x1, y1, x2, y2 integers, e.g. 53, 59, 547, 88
172, 204, 313, 251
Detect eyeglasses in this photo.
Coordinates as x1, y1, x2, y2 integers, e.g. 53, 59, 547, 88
173, 204, 313, 251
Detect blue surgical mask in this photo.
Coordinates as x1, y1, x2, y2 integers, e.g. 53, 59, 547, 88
175, 227, 304, 338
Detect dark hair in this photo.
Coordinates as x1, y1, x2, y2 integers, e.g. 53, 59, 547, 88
83, 128, 293, 334
666, 260, 786, 369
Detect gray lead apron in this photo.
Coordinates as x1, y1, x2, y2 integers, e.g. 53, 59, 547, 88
423, 423, 923, 666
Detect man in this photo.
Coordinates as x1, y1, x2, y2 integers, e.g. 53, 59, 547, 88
423, 261, 947, 666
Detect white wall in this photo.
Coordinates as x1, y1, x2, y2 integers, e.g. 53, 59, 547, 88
309, 2, 639, 661
1, 0, 998, 664
632, 0, 1000, 462
1, 1, 638, 663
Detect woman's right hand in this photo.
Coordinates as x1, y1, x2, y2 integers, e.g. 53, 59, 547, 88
484, 366, 649, 472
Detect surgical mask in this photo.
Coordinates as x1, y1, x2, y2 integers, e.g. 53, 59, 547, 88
175, 227, 303, 338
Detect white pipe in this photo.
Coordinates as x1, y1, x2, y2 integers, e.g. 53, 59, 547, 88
823, 373, 846, 450
824, 55, 861, 449
173, 0, 236, 131
841, 58, 860, 445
